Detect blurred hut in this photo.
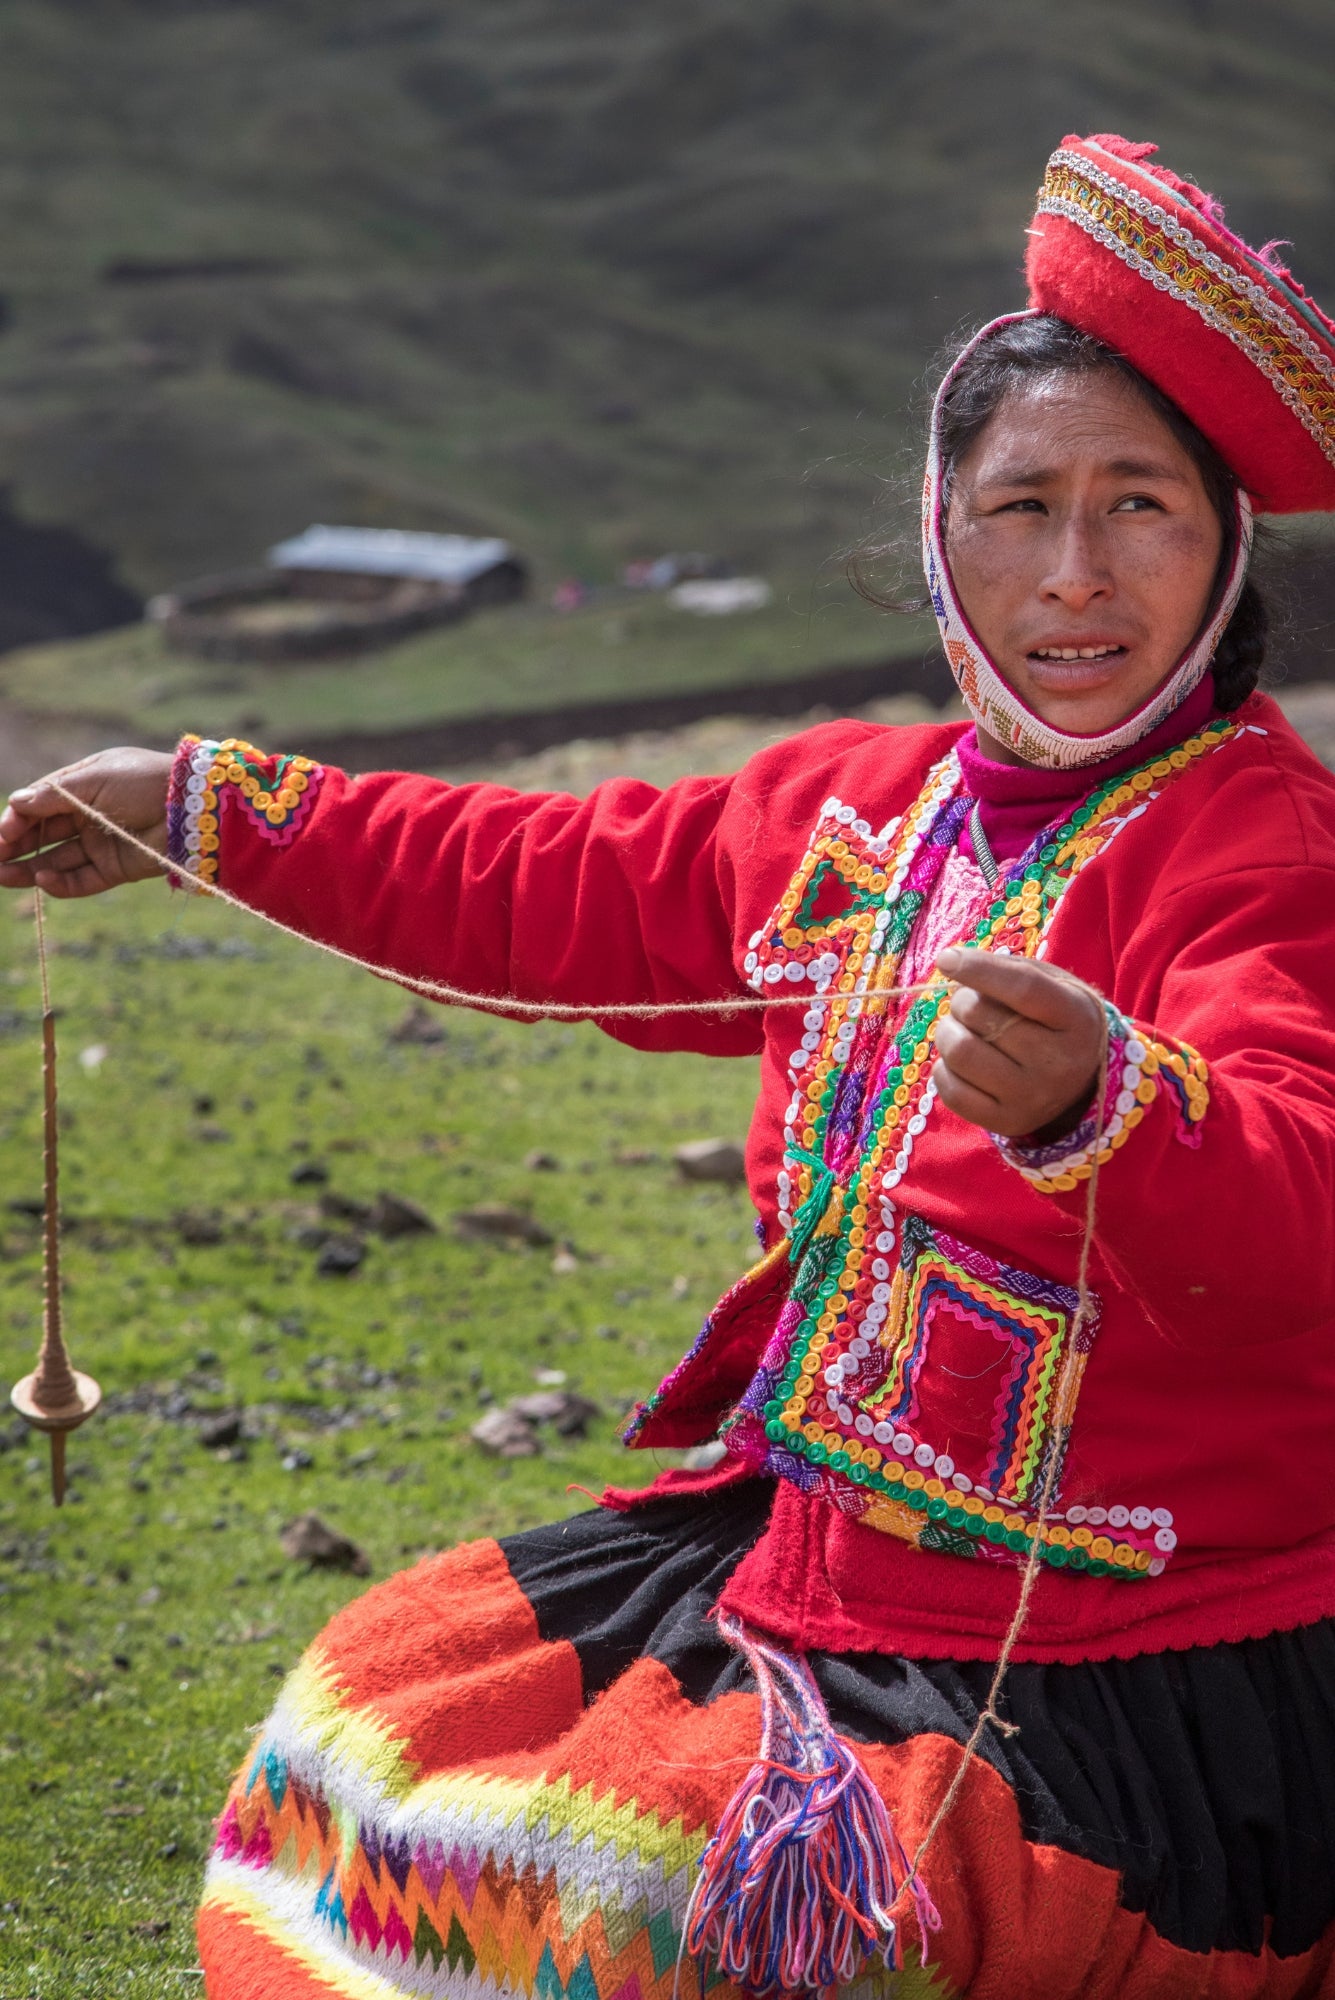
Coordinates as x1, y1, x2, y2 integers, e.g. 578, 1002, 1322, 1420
148, 527, 527, 663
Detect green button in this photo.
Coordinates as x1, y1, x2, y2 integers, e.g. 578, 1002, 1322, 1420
1040, 844, 1058, 863
763, 1400, 783, 1421
1046, 1543, 1069, 1567
927, 1497, 948, 1520
829, 1450, 850, 1472
764, 1421, 786, 1444
1066, 1547, 1089, 1570
946, 1508, 966, 1530
1006, 1529, 1028, 1553
1087, 1558, 1109, 1577
984, 1519, 1007, 1544
907, 1487, 928, 1512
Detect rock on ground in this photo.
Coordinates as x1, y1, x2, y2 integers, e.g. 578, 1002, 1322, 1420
673, 1138, 747, 1183
279, 1512, 370, 1574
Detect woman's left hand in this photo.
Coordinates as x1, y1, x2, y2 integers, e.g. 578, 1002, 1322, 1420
933, 946, 1106, 1141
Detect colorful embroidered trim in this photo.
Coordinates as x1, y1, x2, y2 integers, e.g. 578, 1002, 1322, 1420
202, 1646, 710, 2000
713, 720, 1237, 1576
996, 1003, 1210, 1193
167, 734, 324, 889
921, 314, 1254, 770
1038, 149, 1335, 469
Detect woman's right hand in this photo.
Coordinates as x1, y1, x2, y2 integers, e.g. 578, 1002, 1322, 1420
0, 747, 175, 898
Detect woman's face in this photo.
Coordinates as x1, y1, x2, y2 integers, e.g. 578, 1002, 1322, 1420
944, 369, 1225, 755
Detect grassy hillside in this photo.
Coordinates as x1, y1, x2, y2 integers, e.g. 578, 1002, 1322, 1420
1, 0, 1333, 608
0, 582, 938, 751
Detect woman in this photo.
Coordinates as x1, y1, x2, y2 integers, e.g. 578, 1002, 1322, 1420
5, 134, 1335, 1999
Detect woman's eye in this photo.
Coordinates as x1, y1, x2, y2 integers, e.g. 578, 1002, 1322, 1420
994, 497, 1045, 514
1113, 495, 1163, 513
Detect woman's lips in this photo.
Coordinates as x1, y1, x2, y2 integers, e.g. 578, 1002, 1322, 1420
1021, 643, 1130, 692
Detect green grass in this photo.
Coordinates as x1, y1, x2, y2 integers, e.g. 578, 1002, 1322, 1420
0, 879, 763, 1995
0, 586, 933, 749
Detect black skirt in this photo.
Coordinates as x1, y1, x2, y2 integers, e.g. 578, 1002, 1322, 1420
199, 1479, 1335, 2000
504, 1483, 1335, 1979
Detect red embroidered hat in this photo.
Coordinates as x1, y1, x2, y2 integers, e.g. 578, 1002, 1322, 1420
1025, 133, 1335, 514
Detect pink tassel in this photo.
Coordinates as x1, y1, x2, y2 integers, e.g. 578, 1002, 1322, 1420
684, 1614, 940, 1998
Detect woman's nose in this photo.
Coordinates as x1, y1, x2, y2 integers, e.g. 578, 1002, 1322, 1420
1039, 518, 1114, 610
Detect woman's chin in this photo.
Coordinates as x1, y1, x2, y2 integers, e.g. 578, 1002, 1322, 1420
1003, 661, 1163, 737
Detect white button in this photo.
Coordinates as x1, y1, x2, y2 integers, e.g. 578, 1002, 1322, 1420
821, 797, 840, 819
871, 1258, 890, 1281
893, 1433, 914, 1457
884, 1169, 903, 1188
934, 1454, 955, 1478
837, 1403, 854, 1426
973, 1486, 994, 1502
788, 1052, 805, 1072
951, 1472, 973, 1492
823, 1366, 843, 1387
855, 1413, 874, 1436
763, 963, 784, 985
863, 1304, 886, 1328
1066, 1506, 1088, 1525
1122, 1064, 1142, 1091
1151, 1508, 1173, 1529
872, 1283, 892, 1305
1085, 1507, 1107, 1526
1107, 1505, 1130, 1529
836, 805, 857, 824
852, 818, 871, 838
1154, 1527, 1177, 1553
914, 1442, 935, 1468
1129, 1507, 1153, 1532
804, 1008, 823, 1030
848, 1337, 871, 1359
1148, 1557, 1166, 1576
908, 1114, 927, 1136
748, 929, 765, 950
1115, 1090, 1137, 1116
875, 1231, 896, 1253
784, 961, 806, 983
873, 1422, 895, 1445
1125, 1039, 1146, 1063
744, 951, 758, 973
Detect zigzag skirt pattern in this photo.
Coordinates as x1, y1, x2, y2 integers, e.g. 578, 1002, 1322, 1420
198, 1484, 1335, 2000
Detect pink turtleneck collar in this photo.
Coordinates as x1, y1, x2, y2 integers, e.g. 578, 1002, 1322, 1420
956, 676, 1220, 863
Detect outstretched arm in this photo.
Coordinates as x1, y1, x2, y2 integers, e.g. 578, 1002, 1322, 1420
0, 737, 760, 1058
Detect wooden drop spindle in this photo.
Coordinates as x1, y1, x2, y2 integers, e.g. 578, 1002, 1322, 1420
9, 890, 100, 1505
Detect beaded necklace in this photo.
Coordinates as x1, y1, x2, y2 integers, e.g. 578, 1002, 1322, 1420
727, 716, 1238, 1580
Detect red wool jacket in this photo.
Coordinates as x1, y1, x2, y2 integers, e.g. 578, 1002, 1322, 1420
177, 691, 1335, 1663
